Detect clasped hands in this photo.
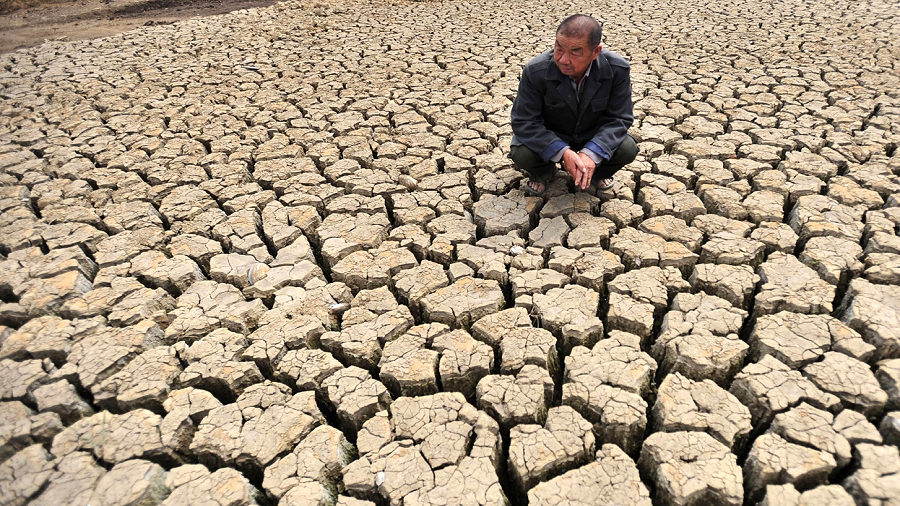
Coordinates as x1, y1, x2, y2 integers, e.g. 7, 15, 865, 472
562, 149, 595, 190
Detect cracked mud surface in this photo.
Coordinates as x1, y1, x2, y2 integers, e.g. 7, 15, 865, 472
0, 0, 899, 504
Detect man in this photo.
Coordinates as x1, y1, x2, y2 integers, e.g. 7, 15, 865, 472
510, 14, 637, 195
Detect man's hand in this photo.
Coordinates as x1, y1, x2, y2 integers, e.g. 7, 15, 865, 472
562, 149, 595, 190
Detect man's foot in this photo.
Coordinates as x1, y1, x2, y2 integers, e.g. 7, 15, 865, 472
523, 179, 548, 196
595, 178, 615, 191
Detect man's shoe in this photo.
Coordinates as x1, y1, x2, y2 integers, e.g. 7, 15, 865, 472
595, 178, 615, 191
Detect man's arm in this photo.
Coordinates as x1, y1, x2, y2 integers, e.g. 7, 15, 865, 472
510, 64, 568, 163
582, 60, 634, 159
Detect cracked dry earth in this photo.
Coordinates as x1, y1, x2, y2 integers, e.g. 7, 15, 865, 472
0, 0, 899, 504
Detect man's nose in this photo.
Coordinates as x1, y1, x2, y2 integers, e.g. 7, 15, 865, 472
559, 53, 570, 64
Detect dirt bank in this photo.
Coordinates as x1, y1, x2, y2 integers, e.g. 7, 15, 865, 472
0, 0, 279, 54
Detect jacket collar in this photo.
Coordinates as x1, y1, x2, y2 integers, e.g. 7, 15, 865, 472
545, 50, 612, 114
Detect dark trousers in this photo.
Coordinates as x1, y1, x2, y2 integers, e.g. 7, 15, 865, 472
509, 134, 638, 186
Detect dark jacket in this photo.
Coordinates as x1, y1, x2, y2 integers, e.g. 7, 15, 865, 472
510, 48, 634, 162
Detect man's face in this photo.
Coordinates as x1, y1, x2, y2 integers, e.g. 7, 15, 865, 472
553, 33, 601, 80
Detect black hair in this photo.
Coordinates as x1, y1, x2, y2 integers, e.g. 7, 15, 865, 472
556, 14, 602, 48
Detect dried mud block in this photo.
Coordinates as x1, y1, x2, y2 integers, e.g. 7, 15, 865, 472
637, 173, 706, 223
321, 366, 391, 437
211, 209, 272, 263
500, 326, 558, 378
87, 458, 169, 506
609, 227, 698, 272
473, 192, 531, 237
638, 431, 743, 506
754, 253, 836, 318
652, 372, 751, 450
0, 444, 56, 506
653, 292, 748, 385
273, 283, 353, 332
346, 393, 506, 505
510, 269, 570, 300
51, 409, 176, 464
243, 313, 326, 374
758, 483, 854, 506
833, 409, 883, 445
838, 278, 900, 360
528, 215, 570, 251
508, 406, 595, 492
167, 233, 224, 272
842, 444, 900, 506
804, 352, 887, 417
749, 312, 873, 368
863, 253, 900, 285
477, 365, 552, 428
262, 425, 356, 501
699, 231, 765, 267
16, 270, 94, 318
639, 215, 704, 252
53, 319, 162, 392
159, 186, 218, 223
138, 254, 206, 296
878, 359, 900, 411
532, 284, 602, 351
315, 212, 391, 267
609, 266, 690, 315
321, 287, 414, 370
377, 324, 443, 397
161, 464, 266, 506
561, 247, 624, 295
456, 243, 510, 286
332, 246, 417, 293
401, 456, 508, 506
606, 292, 655, 343
528, 444, 651, 505
392, 260, 449, 315
566, 331, 656, 398
179, 328, 264, 402
562, 363, 647, 455
689, 263, 759, 310
788, 195, 864, 244
769, 403, 851, 469
276, 348, 343, 394
92, 345, 182, 411
744, 432, 836, 501
166, 280, 267, 342
433, 328, 494, 398
799, 236, 864, 286
750, 221, 800, 256
26, 451, 106, 506
568, 215, 616, 249
600, 199, 644, 229
730, 355, 840, 426
32, 380, 94, 424
92, 228, 169, 270
420, 277, 504, 329
0, 400, 62, 462
191, 384, 324, 469
0, 358, 55, 403
162, 387, 222, 425
471, 307, 533, 352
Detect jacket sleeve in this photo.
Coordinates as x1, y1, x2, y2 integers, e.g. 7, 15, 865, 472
584, 62, 634, 157
510, 64, 568, 163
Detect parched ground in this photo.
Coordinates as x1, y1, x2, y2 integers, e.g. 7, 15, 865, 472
1, 0, 899, 504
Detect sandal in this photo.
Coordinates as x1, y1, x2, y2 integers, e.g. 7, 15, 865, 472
523, 178, 550, 196
594, 177, 615, 191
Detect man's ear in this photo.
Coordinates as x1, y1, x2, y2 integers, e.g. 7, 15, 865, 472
593, 45, 602, 58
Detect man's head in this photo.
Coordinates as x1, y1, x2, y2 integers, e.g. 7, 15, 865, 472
554, 14, 602, 81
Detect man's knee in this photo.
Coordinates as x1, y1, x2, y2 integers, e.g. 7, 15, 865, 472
510, 144, 555, 177
609, 134, 638, 166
